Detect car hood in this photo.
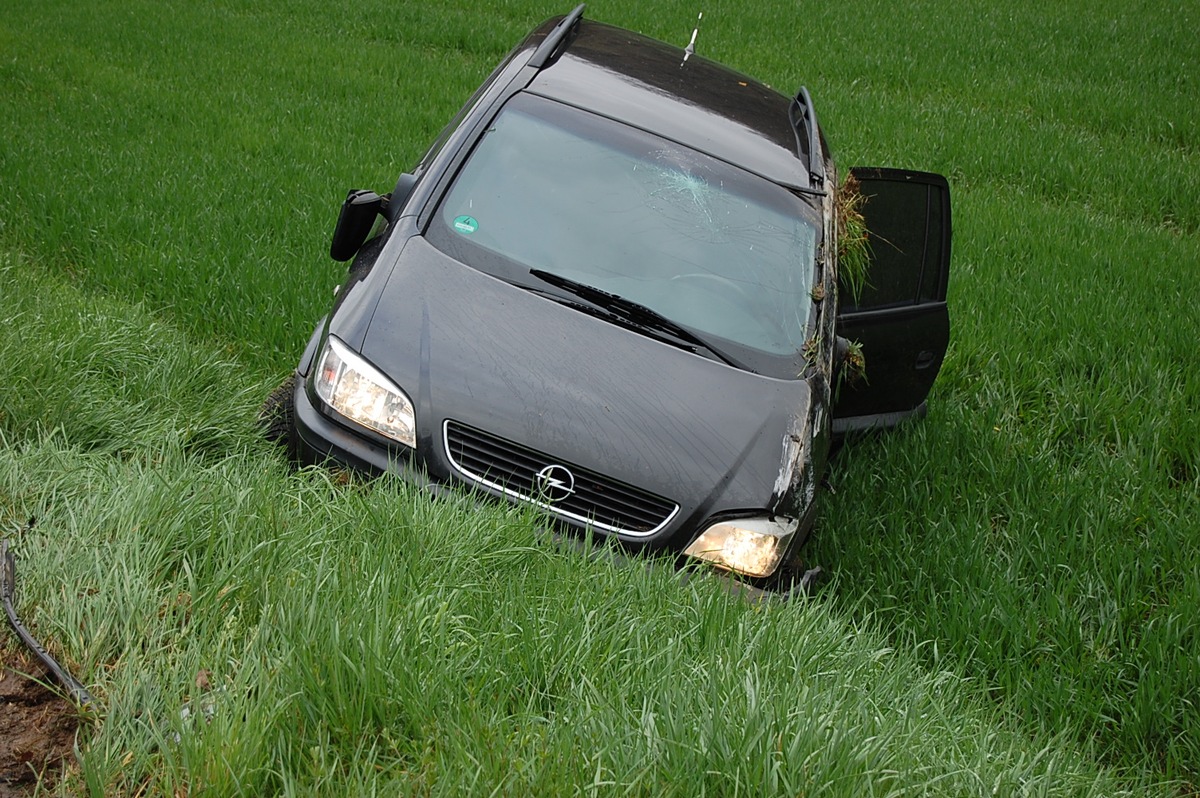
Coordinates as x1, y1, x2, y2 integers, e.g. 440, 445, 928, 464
356, 236, 813, 543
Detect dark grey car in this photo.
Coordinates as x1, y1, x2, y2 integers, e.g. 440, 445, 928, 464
263, 5, 952, 587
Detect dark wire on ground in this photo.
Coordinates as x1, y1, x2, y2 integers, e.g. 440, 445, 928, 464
1, 534, 95, 707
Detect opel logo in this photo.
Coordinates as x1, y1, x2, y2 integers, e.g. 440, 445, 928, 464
535, 464, 576, 504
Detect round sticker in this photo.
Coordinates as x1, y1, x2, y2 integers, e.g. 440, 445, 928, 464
453, 215, 478, 234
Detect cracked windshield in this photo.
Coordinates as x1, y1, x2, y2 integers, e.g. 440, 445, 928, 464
434, 95, 820, 364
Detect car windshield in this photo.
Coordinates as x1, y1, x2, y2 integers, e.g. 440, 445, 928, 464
428, 94, 821, 374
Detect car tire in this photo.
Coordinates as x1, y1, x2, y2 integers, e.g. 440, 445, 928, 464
259, 373, 298, 454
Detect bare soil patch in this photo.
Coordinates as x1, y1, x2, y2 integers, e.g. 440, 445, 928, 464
0, 646, 79, 797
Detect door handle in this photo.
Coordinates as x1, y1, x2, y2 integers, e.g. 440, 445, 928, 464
915, 350, 935, 370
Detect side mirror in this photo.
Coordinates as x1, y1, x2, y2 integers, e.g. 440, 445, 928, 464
330, 189, 385, 262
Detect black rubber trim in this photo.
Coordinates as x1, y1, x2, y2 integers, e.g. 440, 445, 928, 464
831, 402, 928, 435
789, 86, 825, 189
527, 4, 586, 69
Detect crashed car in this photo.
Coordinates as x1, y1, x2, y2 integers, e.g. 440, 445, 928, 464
262, 4, 951, 586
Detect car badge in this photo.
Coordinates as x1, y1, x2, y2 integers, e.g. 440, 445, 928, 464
535, 464, 576, 504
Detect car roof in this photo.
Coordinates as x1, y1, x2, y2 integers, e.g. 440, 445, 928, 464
523, 18, 819, 193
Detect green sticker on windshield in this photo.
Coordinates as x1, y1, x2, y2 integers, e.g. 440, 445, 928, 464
453, 215, 478, 235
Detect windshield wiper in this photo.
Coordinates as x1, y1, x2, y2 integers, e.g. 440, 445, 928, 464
529, 269, 746, 370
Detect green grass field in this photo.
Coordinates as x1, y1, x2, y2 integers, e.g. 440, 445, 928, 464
2, 0, 1197, 794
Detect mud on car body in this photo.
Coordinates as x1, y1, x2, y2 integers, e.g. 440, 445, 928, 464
263, 5, 952, 588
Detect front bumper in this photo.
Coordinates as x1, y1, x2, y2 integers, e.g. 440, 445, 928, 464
290, 372, 819, 582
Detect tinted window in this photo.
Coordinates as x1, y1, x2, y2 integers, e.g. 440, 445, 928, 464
840, 177, 947, 311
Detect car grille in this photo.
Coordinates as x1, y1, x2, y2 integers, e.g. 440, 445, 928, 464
443, 421, 678, 537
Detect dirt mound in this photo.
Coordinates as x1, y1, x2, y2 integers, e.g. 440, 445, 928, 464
0, 647, 80, 797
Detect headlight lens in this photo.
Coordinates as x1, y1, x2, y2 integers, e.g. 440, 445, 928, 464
314, 336, 416, 448
683, 516, 798, 578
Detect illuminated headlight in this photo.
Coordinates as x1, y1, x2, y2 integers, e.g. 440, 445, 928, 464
313, 336, 416, 448
683, 516, 799, 578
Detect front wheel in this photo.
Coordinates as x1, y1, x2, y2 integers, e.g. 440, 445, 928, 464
259, 373, 297, 454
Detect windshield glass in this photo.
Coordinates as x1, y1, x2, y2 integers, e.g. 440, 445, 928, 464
428, 94, 821, 373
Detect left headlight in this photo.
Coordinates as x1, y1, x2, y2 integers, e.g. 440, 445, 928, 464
683, 516, 799, 578
313, 336, 416, 448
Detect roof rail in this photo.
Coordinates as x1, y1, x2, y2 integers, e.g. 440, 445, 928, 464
789, 87, 826, 190
528, 4, 587, 69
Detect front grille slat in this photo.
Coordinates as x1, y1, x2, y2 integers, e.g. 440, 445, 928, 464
570, 481, 661, 526
443, 421, 678, 537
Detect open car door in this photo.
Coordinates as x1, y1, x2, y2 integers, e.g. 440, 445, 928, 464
833, 168, 951, 434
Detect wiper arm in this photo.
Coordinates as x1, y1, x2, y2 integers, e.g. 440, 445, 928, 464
529, 269, 746, 370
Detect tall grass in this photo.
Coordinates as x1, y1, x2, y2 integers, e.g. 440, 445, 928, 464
0, 432, 1167, 796
1, 0, 1197, 792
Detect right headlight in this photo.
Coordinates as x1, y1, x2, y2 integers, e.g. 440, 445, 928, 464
313, 336, 416, 448
683, 516, 798, 578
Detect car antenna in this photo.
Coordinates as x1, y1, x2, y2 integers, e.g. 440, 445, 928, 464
681, 11, 702, 66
